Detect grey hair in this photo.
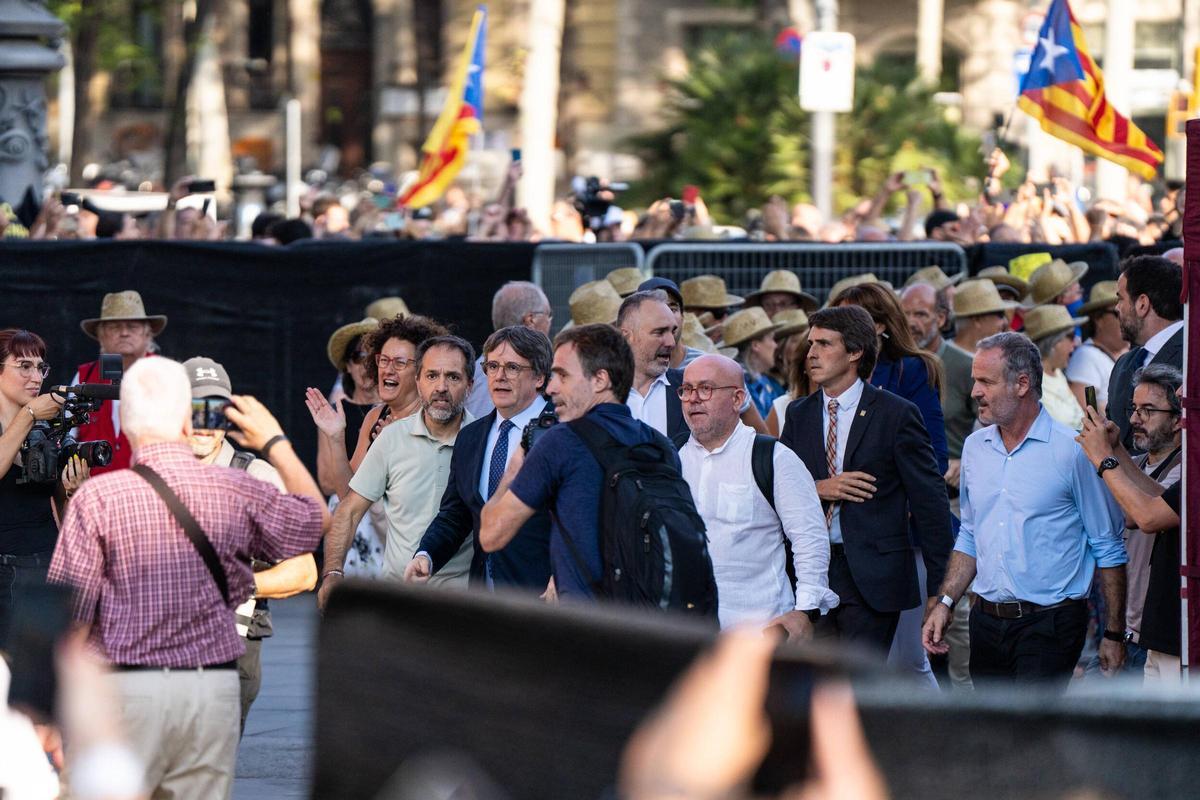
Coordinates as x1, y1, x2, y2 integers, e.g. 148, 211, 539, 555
1133, 363, 1183, 416
491, 281, 549, 330
1036, 330, 1071, 361
977, 331, 1043, 398
616, 289, 670, 328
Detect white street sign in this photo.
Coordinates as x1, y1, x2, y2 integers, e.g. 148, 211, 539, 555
800, 32, 856, 113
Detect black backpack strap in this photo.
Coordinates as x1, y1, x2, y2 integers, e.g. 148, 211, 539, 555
1149, 446, 1183, 482
751, 434, 776, 510
131, 464, 231, 605
670, 430, 690, 450
566, 417, 622, 472
229, 451, 255, 471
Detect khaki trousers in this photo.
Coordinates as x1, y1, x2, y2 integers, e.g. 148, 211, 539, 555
112, 668, 240, 800
1144, 649, 1182, 683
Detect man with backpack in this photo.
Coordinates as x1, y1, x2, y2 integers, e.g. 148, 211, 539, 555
480, 324, 716, 615
677, 354, 837, 636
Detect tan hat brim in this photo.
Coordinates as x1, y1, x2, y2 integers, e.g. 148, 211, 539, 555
688, 293, 745, 309
1027, 317, 1087, 341
956, 299, 1020, 317
1077, 297, 1118, 316
80, 315, 168, 340
723, 321, 783, 349
774, 322, 810, 339
743, 289, 820, 313
327, 319, 380, 371
1021, 262, 1089, 309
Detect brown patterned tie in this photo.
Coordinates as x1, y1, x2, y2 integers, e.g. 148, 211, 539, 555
825, 398, 839, 528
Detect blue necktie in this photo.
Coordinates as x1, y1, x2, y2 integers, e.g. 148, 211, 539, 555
485, 419, 515, 589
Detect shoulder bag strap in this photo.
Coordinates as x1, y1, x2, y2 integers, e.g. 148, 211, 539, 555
131, 464, 231, 605
751, 434, 776, 511
1149, 446, 1183, 483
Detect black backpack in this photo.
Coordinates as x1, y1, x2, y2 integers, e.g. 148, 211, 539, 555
562, 417, 718, 618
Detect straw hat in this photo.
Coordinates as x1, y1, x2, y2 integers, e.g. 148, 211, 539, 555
681, 275, 744, 309
605, 267, 646, 297
365, 296, 410, 321
952, 279, 1020, 318
327, 318, 380, 372
823, 273, 879, 307
772, 309, 809, 339
977, 266, 1029, 299
1077, 280, 1119, 316
719, 307, 781, 349
680, 313, 736, 357
1022, 304, 1085, 342
743, 270, 819, 312
1022, 259, 1089, 307
565, 280, 621, 327
903, 266, 962, 293
80, 290, 168, 339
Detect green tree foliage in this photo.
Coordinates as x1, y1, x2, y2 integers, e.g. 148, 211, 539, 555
627, 33, 993, 221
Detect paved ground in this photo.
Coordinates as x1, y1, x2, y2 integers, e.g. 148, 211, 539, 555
233, 595, 318, 800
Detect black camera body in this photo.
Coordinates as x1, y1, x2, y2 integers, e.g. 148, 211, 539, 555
571, 176, 629, 233
19, 355, 121, 484
520, 404, 559, 453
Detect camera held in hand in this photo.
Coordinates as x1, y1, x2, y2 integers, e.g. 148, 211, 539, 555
19, 355, 121, 484
521, 404, 559, 453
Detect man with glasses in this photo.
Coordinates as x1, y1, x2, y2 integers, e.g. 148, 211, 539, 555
677, 354, 836, 636
467, 281, 553, 418
404, 327, 553, 591
320, 336, 477, 608
73, 290, 167, 473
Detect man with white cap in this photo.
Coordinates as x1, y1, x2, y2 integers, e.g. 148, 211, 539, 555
184, 356, 317, 734
73, 290, 167, 473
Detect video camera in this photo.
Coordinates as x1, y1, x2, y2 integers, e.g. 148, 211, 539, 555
19, 354, 121, 484
571, 176, 629, 233
520, 403, 558, 454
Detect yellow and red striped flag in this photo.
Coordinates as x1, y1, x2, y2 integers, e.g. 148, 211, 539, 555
1017, 0, 1162, 180
398, 6, 487, 208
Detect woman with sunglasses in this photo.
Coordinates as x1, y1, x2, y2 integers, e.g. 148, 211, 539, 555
0, 328, 83, 647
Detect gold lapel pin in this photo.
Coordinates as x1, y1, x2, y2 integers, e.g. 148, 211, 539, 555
859, 410, 866, 417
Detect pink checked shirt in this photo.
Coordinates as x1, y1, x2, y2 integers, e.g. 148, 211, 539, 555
49, 442, 322, 667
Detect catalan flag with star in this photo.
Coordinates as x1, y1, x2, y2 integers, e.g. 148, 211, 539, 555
1017, 0, 1162, 180
399, 5, 487, 208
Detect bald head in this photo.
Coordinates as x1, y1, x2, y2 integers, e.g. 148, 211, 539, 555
682, 354, 746, 448
1164, 247, 1184, 266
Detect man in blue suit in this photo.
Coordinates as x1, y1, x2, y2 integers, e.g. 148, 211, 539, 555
405, 326, 553, 591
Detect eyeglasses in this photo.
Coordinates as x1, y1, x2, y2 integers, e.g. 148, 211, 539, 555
483, 361, 536, 378
376, 354, 416, 371
1131, 405, 1176, 419
6, 359, 50, 378
348, 350, 370, 365
677, 383, 740, 401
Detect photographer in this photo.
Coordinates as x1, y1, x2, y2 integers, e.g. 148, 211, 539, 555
0, 329, 75, 649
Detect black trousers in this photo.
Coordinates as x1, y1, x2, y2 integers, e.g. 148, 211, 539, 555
0, 553, 51, 651
816, 548, 900, 655
968, 600, 1088, 686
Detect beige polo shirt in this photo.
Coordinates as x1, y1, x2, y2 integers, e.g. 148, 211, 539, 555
350, 410, 474, 585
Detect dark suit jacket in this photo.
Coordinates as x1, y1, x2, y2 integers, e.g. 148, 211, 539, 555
1107, 327, 1183, 450
664, 368, 687, 441
779, 382, 954, 613
417, 410, 552, 590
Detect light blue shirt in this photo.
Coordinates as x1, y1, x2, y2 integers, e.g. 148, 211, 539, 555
820, 379, 864, 545
955, 406, 1126, 604
478, 396, 548, 499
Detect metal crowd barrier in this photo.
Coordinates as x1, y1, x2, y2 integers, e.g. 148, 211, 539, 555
645, 242, 969, 304
531, 243, 645, 333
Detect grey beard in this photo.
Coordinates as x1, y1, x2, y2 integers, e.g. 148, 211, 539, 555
423, 398, 463, 422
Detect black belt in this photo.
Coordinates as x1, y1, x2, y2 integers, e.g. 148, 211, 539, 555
977, 597, 1084, 620
113, 660, 237, 672
0, 552, 51, 567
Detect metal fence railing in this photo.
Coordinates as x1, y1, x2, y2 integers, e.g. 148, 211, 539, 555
532, 243, 645, 333
644, 243, 969, 305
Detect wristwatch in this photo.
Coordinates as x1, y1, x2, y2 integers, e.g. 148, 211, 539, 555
1102, 629, 1126, 643
938, 594, 956, 611
801, 608, 821, 623
1096, 456, 1119, 477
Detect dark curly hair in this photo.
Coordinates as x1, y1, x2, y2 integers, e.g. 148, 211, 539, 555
366, 314, 448, 383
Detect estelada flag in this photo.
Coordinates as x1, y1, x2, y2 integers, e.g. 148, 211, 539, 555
398, 6, 487, 208
1017, 0, 1162, 180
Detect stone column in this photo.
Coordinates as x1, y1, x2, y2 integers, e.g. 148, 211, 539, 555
0, 0, 65, 223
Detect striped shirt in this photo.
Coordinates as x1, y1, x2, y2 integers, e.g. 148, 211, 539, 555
48, 442, 322, 667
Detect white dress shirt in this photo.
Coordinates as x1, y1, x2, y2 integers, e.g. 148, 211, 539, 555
820, 378, 864, 545
478, 396, 548, 499
625, 371, 671, 435
1143, 320, 1184, 362
680, 422, 839, 629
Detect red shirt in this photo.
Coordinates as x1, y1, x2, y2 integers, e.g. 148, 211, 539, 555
48, 442, 323, 667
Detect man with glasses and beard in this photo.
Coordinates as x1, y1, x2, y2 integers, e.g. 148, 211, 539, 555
319, 336, 477, 609
405, 327, 553, 591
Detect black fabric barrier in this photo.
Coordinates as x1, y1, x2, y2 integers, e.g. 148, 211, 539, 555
966, 242, 1121, 295
0, 240, 536, 468
317, 582, 1200, 800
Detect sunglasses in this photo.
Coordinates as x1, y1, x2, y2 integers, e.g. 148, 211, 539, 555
192, 397, 235, 431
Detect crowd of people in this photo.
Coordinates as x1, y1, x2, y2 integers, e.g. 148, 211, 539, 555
4, 149, 1184, 250
0, 178, 1191, 797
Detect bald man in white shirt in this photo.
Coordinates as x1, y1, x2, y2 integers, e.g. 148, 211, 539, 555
677, 354, 838, 637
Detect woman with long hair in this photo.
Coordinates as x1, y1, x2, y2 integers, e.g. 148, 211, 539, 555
830, 282, 948, 474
